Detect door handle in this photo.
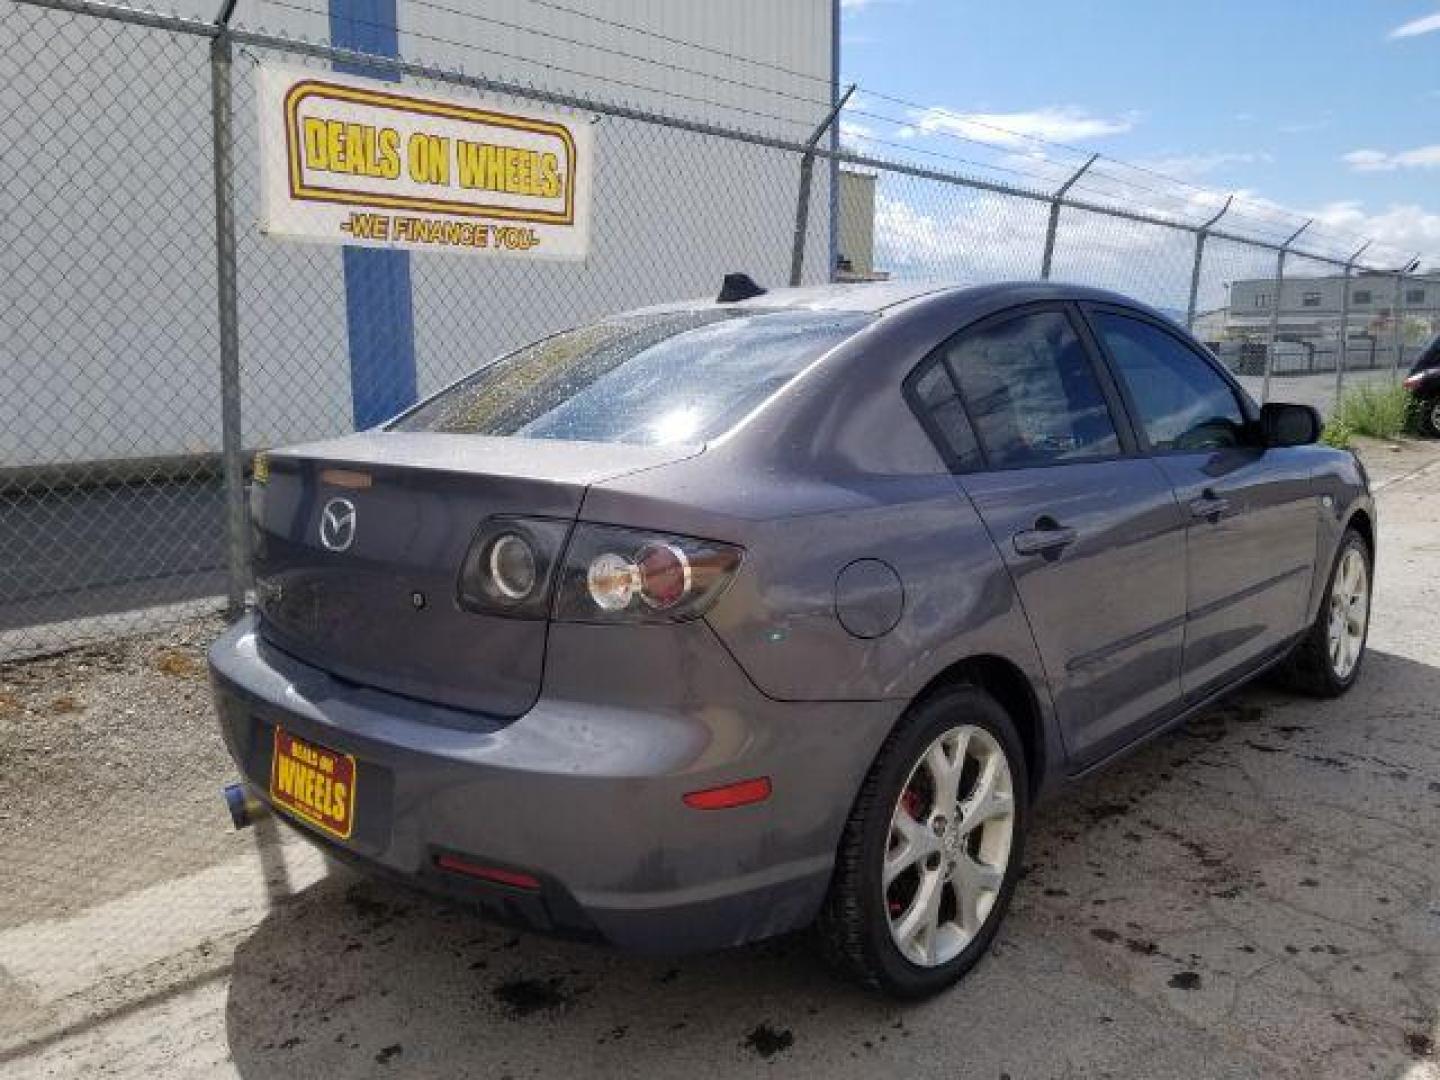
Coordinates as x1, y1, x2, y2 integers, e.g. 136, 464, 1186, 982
1012, 521, 1078, 557
1189, 489, 1231, 520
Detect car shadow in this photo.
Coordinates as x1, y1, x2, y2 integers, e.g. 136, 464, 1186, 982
223, 648, 1439, 1079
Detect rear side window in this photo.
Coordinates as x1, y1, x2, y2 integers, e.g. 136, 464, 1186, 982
907, 360, 983, 471
1091, 312, 1246, 452
392, 308, 873, 445
942, 309, 1120, 468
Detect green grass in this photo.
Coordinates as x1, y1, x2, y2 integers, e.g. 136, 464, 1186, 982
1320, 416, 1355, 449
1323, 382, 1415, 448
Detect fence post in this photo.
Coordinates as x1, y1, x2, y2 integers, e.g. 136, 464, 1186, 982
1393, 256, 1422, 380
1186, 195, 1232, 331
789, 83, 854, 287
1333, 241, 1370, 407
1261, 219, 1311, 404
210, 1, 247, 618
1040, 154, 1097, 281
1389, 271, 1406, 381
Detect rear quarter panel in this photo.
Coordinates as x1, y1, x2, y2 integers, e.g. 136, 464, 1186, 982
1305, 446, 1376, 621
580, 296, 1063, 786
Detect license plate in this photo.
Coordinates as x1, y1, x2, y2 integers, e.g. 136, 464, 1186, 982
269, 727, 356, 840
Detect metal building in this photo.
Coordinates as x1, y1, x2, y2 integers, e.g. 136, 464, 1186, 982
1225, 273, 1440, 345
1, 0, 840, 470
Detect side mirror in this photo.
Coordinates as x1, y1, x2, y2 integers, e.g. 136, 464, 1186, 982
1260, 402, 1322, 448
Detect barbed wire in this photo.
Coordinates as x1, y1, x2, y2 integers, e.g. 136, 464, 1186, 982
258, 0, 821, 133
13, 0, 1417, 266
508, 0, 838, 88
238, 0, 1424, 263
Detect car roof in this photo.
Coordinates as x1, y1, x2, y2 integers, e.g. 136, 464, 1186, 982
620, 279, 1179, 323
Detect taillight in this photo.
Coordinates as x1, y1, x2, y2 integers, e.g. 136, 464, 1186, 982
1402, 372, 1425, 391
456, 519, 742, 623
456, 517, 569, 618
553, 525, 742, 624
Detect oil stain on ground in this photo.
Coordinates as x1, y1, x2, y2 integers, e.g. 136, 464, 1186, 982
744, 1023, 794, 1059
492, 976, 584, 1019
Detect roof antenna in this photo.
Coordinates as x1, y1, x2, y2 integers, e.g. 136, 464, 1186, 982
717, 272, 767, 303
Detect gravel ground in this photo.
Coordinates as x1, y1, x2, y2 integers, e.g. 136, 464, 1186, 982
0, 442, 1437, 1079
0, 615, 247, 928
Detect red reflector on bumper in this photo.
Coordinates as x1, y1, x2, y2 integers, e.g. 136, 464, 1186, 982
683, 776, 772, 810
435, 854, 541, 891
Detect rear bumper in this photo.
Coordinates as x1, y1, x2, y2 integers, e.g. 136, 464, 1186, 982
209, 615, 897, 953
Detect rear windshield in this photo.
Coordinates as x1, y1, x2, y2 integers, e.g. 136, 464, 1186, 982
391, 308, 873, 445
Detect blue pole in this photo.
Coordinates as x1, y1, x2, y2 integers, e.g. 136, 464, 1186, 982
329, 0, 417, 429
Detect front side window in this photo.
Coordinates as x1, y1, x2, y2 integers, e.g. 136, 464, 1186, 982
942, 309, 1120, 468
1302, 291, 1321, 308
1092, 312, 1246, 452
393, 309, 873, 445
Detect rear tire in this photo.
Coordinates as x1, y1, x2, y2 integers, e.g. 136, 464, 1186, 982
816, 685, 1028, 999
1278, 527, 1372, 697
1418, 396, 1440, 438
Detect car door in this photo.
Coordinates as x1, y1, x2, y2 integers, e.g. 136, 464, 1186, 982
1084, 306, 1319, 701
915, 303, 1189, 768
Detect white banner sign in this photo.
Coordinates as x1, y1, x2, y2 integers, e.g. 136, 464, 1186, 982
257, 65, 592, 260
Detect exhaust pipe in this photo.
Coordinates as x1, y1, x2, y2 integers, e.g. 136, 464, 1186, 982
223, 783, 270, 830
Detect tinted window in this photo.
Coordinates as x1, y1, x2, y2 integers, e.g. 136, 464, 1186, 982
1092, 312, 1246, 451
908, 360, 982, 470
394, 309, 873, 445
943, 309, 1120, 467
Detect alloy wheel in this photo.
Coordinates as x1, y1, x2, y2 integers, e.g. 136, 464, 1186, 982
1327, 545, 1369, 680
884, 725, 1015, 967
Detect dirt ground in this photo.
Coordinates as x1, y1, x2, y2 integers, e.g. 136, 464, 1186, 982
1, 442, 1437, 1079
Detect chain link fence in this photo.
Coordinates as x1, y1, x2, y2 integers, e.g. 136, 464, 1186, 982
2, 0, 1435, 659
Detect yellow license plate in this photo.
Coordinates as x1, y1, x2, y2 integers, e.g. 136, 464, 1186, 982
269, 727, 356, 840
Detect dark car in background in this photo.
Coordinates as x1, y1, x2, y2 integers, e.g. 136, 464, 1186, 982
1403, 333, 1440, 435
210, 279, 1375, 998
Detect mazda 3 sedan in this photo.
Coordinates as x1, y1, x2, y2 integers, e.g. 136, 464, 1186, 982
210, 279, 1374, 998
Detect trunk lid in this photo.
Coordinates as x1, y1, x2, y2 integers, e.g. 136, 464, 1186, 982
251, 431, 693, 716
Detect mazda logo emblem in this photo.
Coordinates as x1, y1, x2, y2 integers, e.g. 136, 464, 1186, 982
319, 497, 357, 552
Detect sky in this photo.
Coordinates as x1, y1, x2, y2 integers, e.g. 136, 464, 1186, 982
838, 0, 1440, 267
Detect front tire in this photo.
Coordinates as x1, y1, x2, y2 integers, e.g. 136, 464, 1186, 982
817, 685, 1028, 998
1279, 527, 1372, 696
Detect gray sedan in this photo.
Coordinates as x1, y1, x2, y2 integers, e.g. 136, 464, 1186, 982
210, 279, 1374, 998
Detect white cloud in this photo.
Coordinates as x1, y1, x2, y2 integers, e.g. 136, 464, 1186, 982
1130, 151, 1274, 179
912, 106, 1137, 149
870, 185, 1212, 308
1343, 145, 1440, 172
1307, 201, 1440, 261
839, 119, 875, 150
864, 180, 1440, 309
1389, 10, 1440, 38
